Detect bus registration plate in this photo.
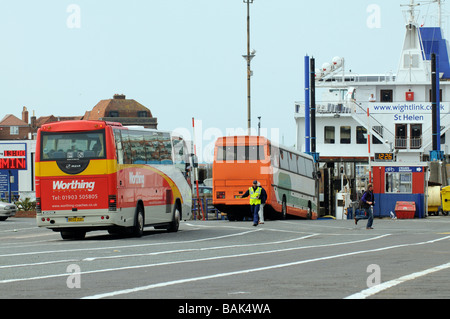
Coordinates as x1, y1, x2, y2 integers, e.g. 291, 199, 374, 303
67, 217, 84, 222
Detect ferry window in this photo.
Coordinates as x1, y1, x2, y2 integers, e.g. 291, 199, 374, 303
410, 124, 422, 149
356, 126, 367, 144
373, 135, 383, 144
395, 124, 407, 149
404, 54, 419, 68
324, 126, 335, 144
109, 111, 119, 117
385, 172, 412, 193
428, 89, 443, 102
380, 90, 393, 102
373, 126, 384, 144
137, 111, 148, 118
340, 126, 351, 144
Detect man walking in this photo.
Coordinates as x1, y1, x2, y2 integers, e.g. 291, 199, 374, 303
355, 183, 375, 229
241, 180, 262, 226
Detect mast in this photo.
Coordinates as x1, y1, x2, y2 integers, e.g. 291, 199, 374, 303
437, 0, 442, 29
401, 0, 419, 25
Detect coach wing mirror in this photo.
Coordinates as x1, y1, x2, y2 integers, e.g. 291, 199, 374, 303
190, 153, 198, 168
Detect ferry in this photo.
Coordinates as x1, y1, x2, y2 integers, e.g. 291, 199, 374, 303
295, 0, 450, 216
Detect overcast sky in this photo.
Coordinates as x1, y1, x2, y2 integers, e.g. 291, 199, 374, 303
0, 0, 446, 161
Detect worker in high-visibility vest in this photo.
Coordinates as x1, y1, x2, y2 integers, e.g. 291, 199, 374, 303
241, 180, 262, 226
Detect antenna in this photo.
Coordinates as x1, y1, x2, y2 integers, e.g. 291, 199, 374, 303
401, 0, 420, 24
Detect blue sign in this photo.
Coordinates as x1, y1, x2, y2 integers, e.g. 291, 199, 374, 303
0, 170, 18, 195
385, 167, 424, 173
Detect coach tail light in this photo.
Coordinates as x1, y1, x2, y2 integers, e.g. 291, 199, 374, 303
216, 191, 225, 199
36, 198, 41, 214
108, 195, 117, 211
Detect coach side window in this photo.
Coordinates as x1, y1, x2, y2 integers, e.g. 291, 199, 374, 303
113, 129, 124, 164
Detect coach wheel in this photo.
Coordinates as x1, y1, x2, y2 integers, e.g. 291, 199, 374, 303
167, 206, 181, 232
60, 230, 86, 240
132, 205, 145, 237
281, 197, 287, 220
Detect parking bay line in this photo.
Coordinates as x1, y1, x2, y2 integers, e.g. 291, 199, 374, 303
0, 228, 261, 259
0, 230, 313, 270
0, 234, 386, 284
83, 234, 450, 299
345, 261, 450, 299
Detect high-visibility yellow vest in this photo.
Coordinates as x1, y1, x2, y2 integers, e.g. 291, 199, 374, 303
249, 187, 262, 205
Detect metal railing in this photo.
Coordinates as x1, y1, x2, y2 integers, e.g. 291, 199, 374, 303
394, 138, 422, 150
1, 192, 20, 203
192, 198, 224, 220
410, 137, 422, 149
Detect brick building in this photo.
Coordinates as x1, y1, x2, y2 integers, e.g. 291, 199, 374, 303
83, 94, 158, 129
0, 94, 158, 141
0, 107, 34, 140
0, 94, 158, 200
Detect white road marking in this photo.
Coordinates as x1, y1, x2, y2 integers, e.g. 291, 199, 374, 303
0, 229, 261, 258
0, 234, 384, 284
345, 261, 450, 299
84, 234, 449, 299
0, 259, 78, 269
81, 234, 319, 261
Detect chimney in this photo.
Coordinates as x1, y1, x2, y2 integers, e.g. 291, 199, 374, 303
113, 94, 126, 100
22, 106, 29, 124
31, 110, 37, 130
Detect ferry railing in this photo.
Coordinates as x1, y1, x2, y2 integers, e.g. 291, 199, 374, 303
295, 101, 393, 148
410, 137, 422, 149
315, 74, 396, 87
395, 138, 408, 149
348, 100, 395, 143
421, 110, 450, 150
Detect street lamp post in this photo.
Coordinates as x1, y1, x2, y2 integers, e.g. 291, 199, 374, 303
243, 0, 255, 136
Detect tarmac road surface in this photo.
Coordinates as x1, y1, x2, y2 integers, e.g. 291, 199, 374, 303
1, 216, 450, 302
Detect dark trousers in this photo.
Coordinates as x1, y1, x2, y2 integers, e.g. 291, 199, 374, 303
250, 204, 260, 224
355, 206, 373, 228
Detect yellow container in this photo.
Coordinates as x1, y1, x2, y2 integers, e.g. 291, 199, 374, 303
428, 186, 442, 212
441, 186, 450, 212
